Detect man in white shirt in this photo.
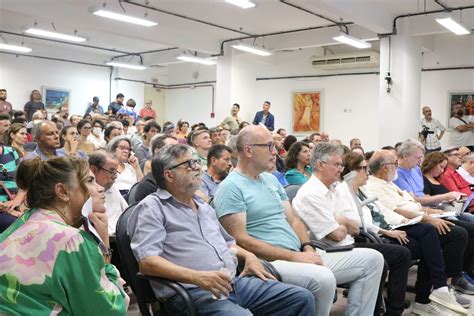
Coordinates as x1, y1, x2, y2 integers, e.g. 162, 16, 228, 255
419, 106, 445, 152
293, 143, 411, 316
449, 102, 474, 150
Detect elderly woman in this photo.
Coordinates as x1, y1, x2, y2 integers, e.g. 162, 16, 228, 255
0, 156, 129, 314
284, 141, 312, 185
106, 136, 143, 196
338, 152, 470, 313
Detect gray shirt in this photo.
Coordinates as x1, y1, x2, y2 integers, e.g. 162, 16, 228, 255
200, 172, 220, 198
127, 188, 235, 298
135, 143, 150, 165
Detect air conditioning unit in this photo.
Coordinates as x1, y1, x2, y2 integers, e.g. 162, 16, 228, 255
310, 51, 380, 69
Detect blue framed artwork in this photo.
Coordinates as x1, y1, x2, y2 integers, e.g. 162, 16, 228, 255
42, 87, 70, 112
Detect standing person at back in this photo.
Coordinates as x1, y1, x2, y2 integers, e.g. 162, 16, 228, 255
108, 93, 124, 115
0, 89, 12, 114
24, 90, 45, 121
419, 106, 446, 152
139, 100, 156, 119
252, 101, 274, 131
449, 102, 474, 151
221, 103, 241, 131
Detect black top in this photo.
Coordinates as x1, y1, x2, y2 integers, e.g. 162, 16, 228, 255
423, 176, 449, 196
134, 172, 157, 202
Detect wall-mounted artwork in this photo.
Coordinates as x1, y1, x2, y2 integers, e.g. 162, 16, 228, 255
293, 91, 321, 132
43, 87, 69, 114
449, 92, 474, 117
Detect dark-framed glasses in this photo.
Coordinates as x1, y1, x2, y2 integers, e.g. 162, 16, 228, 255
99, 167, 120, 176
248, 143, 275, 152
169, 159, 201, 170
382, 160, 398, 166
356, 165, 368, 172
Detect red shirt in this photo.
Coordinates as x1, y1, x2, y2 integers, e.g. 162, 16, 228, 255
139, 107, 156, 119
439, 166, 472, 196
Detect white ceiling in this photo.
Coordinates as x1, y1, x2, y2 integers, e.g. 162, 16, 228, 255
0, 0, 473, 65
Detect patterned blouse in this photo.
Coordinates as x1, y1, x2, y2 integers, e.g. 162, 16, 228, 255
0, 208, 129, 315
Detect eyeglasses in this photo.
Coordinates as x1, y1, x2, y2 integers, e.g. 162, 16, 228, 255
356, 166, 368, 172
321, 161, 345, 170
382, 161, 398, 166
248, 143, 276, 152
168, 159, 201, 170
99, 167, 120, 176
117, 145, 131, 151
448, 153, 461, 157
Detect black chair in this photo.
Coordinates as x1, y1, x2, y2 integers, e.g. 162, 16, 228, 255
127, 182, 140, 204
115, 203, 197, 316
284, 184, 302, 203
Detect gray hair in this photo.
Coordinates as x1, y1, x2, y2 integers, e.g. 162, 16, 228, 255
32, 120, 54, 141
368, 151, 387, 174
236, 128, 254, 153
310, 142, 344, 170
398, 139, 425, 158
227, 135, 238, 151
151, 144, 192, 189
106, 135, 131, 153
107, 121, 123, 129
89, 149, 115, 168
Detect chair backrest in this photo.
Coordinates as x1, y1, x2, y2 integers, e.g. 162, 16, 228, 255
284, 184, 302, 203
127, 181, 140, 204
115, 202, 155, 316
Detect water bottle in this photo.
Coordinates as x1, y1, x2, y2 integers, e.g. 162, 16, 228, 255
213, 247, 238, 300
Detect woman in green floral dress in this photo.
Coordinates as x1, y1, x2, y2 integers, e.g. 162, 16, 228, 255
0, 156, 129, 315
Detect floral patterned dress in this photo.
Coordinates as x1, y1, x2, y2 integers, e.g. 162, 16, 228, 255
0, 208, 129, 315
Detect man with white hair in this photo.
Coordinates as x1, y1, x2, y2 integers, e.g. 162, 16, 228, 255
419, 106, 445, 152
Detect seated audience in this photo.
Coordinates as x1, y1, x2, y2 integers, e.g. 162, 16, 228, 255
292, 144, 411, 315
214, 125, 384, 316
69, 115, 81, 127
103, 125, 122, 145
142, 135, 178, 176
0, 156, 129, 314
209, 127, 223, 145
238, 121, 249, 130
130, 118, 146, 152
59, 126, 88, 160
227, 135, 239, 167
187, 129, 212, 171
340, 152, 471, 312
6, 123, 27, 158
200, 144, 232, 199
162, 121, 177, 137
176, 120, 189, 140
76, 119, 95, 154
135, 121, 161, 165
441, 147, 472, 196
284, 141, 312, 185
282, 134, 297, 152
127, 144, 315, 315
106, 136, 143, 197
351, 146, 364, 156
365, 150, 474, 294
272, 133, 286, 172
0, 114, 11, 145
88, 119, 106, 149
276, 128, 286, 139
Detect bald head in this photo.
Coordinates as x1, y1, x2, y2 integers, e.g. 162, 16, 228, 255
236, 125, 275, 175
368, 149, 398, 181
236, 125, 271, 153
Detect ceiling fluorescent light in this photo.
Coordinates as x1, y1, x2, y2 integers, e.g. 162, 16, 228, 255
177, 55, 216, 65
25, 28, 86, 42
333, 33, 372, 49
0, 43, 32, 53
106, 61, 146, 70
435, 17, 470, 35
232, 43, 271, 56
226, 0, 256, 9
93, 9, 158, 27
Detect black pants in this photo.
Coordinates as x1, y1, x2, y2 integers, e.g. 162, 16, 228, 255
398, 223, 462, 304
449, 219, 474, 275
355, 242, 411, 316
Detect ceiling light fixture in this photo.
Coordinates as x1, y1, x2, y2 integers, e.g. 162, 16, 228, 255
435, 17, 470, 35
106, 61, 147, 70
25, 28, 86, 42
176, 55, 216, 65
0, 43, 32, 53
333, 33, 372, 49
231, 43, 271, 56
93, 9, 158, 27
225, 0, 256, 9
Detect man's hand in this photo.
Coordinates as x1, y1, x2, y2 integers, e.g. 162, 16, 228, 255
239, 255, 276, 281
290, 250, 323, 265
428, 218, 455, 235
385, 230, 409, 245
192, 270, 232, 298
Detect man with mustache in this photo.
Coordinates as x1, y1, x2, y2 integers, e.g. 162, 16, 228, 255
449, 102, 474, 150
200, 144, 233, 199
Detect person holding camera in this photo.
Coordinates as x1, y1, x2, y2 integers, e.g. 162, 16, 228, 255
419, 106, 446, 152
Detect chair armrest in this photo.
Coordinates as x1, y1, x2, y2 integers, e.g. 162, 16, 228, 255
308, 240, 354, 252
359, 230, 385, 244
260, 260, 282, 281
137, 272, 197, 316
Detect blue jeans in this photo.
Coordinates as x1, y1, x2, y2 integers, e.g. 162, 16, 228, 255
162, 276, 315, 316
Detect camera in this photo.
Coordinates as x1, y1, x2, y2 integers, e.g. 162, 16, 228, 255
420, 125, 434, 140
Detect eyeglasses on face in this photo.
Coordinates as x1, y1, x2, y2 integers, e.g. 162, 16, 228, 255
168, 159, 201, 170
356, 165, 368, 172
248, 143, 276, 152
99, 167, 120, 176
382, 161, 398, 166
117, 145, 131, 152
321, 160, 345, 170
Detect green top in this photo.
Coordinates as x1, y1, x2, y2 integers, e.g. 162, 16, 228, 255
284, 166, 313, 186
0, 208, 129, 315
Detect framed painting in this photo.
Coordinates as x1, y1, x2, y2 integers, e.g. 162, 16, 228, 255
43, 86, 70, 114
448, 92, 474, 118
293, 91, 321, 132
